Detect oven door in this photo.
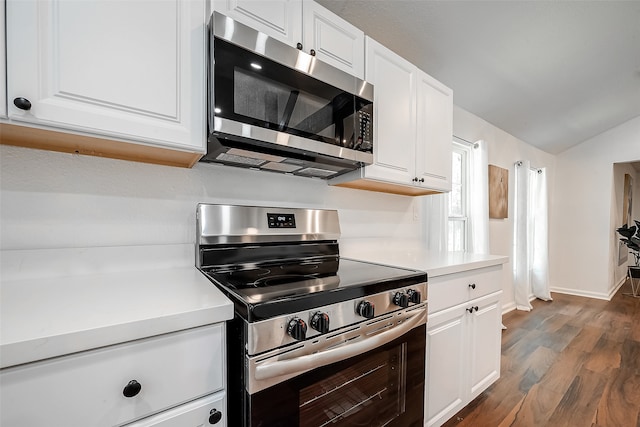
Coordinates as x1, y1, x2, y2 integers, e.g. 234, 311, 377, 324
245, 324, 425, 427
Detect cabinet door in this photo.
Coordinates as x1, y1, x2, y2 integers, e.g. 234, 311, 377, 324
1, 0, 6, 118
302, 1, 364, 79
6, 0, 205, 152
213, 0, 302, 47
467, 291, 502, 399
426, 306, 467, 427
364, 37, 416, 184
416, 69, 453, 192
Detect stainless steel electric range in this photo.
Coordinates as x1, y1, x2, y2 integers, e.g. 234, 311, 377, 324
196, 204, 427, 427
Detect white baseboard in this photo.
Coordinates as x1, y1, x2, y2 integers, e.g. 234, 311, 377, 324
501, 301, 516, 315
548, 286, 612, 301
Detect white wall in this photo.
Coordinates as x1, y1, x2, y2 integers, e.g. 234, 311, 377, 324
0, 145, 422, 252
452, 105, 556, 311
550, 115, 640, 299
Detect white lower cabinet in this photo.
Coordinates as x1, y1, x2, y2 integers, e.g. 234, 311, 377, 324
425, 266, 503, 427
0, 324, 226, 427
125, 391, 226, 427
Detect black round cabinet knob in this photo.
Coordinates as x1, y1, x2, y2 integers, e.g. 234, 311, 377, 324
469, 283, 476, 289
296, 42, 303, 50
287, 317, 307, 341
310, 49, 316, 56
209, 409, 223, 424
13, 97, 32, 111
122, 380, 142, 398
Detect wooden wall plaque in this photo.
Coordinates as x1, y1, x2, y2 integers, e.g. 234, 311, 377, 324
489, 165, 508, 219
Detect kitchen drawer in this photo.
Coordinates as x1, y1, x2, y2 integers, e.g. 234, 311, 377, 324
428, 265, 502, 313
125, 391, 226, 427
0, 323, 224, 427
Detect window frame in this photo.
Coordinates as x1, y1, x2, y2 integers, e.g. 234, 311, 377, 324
448, 140, 471, 251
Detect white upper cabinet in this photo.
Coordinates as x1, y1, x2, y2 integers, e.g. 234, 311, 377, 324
1, 0, 6, 119
213, 0, 302, 47
331, 37, 453, 196
5, 0, 206, 156
416, 70, 453, 191
361, 36, 416, 184
212, 0, 365, 78
301, 1, 364, 78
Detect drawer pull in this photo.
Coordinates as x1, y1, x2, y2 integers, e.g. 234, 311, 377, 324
122, 380, 142, 398
209, 409, 223, 424
13, 97, 32, 111
466, 306, 479, 314
469, 283, 476, 289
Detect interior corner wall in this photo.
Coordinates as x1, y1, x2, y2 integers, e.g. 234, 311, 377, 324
549, 115, 640, 299
452, 105, 556, 311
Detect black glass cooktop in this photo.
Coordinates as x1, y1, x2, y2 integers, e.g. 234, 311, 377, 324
201, 257, 426, 321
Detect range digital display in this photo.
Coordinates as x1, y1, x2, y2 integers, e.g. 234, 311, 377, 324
267, 213, 296, 228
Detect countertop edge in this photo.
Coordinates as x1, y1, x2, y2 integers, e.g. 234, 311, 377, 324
0, 303, 234, 369
427, 255, 509, 277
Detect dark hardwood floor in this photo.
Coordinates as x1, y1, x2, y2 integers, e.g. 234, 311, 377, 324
442, 280, 640, 427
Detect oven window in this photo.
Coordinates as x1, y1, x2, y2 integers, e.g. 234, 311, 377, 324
299, 345, 404, 427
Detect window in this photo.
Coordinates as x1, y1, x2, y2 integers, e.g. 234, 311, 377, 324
448, 142, 470, 251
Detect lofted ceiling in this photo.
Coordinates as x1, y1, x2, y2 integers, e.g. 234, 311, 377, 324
316, 0, 640, 154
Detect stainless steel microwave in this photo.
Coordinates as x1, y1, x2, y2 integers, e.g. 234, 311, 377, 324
202, 12, 374, 179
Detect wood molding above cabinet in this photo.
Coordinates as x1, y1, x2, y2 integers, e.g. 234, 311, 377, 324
0, 123, 203, 168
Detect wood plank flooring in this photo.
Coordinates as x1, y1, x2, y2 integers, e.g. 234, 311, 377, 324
442, 281, 640, 427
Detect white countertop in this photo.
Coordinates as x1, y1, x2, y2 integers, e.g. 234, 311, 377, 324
0, 245, 233, 368
340, 238, 509, 277
1, 240, 508, 369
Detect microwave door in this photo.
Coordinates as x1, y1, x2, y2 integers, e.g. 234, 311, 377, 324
292, 93, 356, 147
278, 90, 300, 131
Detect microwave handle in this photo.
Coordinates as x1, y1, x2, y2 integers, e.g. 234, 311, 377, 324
254, 308, 426, 381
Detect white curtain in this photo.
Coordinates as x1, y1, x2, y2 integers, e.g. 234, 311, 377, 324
468, 140, 489, 254
531, 167, 552, 301
513, 161, 551, 311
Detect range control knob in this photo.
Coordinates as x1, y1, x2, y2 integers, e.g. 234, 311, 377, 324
311, 312, 330, 334
393, 292, 409, 308
407, 289, 422, 304
287, 318, 307, 341
357, 301, 375, 319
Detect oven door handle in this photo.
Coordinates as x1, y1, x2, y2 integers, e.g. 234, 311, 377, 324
254, 308, 426, 381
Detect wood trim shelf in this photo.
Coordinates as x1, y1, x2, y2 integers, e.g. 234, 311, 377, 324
0, 123, 203, 168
